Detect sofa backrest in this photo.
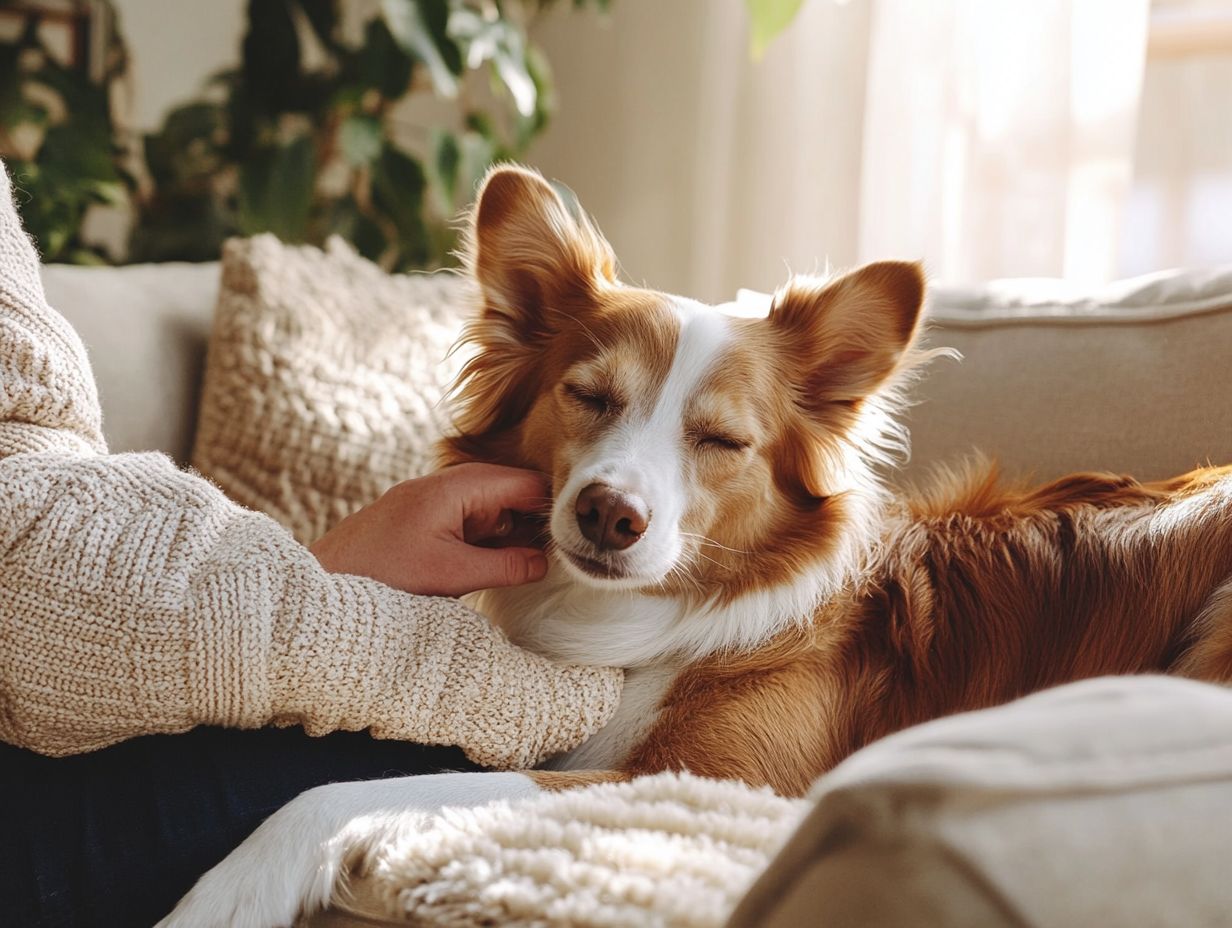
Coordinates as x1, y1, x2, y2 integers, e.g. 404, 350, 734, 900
42, 262, 219, 463
41, 260, 1232, 484
905, 266, 1232, 484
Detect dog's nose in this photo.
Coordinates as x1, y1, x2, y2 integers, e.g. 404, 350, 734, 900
575, 483, 650, 551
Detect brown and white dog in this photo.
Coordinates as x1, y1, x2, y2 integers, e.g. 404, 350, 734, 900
162, 166, 1232, 927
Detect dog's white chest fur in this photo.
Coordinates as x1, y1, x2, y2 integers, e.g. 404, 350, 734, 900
545, 663, 680, 769
472, 560, 836, 768
472, 572, 686, 766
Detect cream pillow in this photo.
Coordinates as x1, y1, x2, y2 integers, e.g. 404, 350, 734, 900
729, 675, 1232, 928
191, 235, 472, 544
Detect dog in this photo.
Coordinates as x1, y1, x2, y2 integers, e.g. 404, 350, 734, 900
160, 165, 1232, 927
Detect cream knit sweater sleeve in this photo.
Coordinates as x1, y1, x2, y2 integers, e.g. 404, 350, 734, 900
0, 163, 621, 769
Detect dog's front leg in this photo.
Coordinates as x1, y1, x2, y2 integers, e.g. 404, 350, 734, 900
156, 771, 541, 928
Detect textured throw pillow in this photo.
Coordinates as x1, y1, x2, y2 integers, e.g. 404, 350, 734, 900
191, 235, 472, 544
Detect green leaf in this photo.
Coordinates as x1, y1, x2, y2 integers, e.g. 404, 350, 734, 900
237, 136, 316, 241
351, 17, 413, 98
381, 0, 461, 99
38, 124, 120, 184
448, 9, 536, 117
83, 179, 127, 206
0, 43, 24, 126
339, 115, 383, 167
11, 165, 80, 261
514, 43, 554, 151
745, 0, 804, 60
242, 0, 301, 113
371, 145, 428, 268
424, 128, 461, 217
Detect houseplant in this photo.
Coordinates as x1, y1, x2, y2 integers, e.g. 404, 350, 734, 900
2, 0, 801, 269
131, 0, 610, 269
0, 0, 608, 269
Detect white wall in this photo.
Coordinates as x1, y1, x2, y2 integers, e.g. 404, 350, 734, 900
112, 0, 245, 130
103, 0, 1232, 285
528, 0, 874, 302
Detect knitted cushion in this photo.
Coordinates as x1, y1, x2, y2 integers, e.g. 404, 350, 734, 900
192, 236, 472, 544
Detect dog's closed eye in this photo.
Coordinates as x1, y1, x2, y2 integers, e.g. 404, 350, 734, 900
563, 382, 623, 417
691, 431, 751, 453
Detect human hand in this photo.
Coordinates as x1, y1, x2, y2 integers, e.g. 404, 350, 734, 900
309, 463, 551, 596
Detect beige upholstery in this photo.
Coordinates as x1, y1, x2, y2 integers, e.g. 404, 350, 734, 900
37, 255, 1232, 927
905, 265, 1232, 483
44, 259, 1232, 484
41, 261, 219, 462
728, 676, 1232, 928
303, 677, 1232, 928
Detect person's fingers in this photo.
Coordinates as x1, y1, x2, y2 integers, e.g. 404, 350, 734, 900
453, 463, 552, 519
438, 544, 549, 595
466, 510, 549, 549
463, 507, 513, 545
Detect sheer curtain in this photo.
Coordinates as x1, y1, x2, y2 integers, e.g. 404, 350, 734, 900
531, 0, 1153, 299
531, 0, 875, 303
859, 0, 1151, 284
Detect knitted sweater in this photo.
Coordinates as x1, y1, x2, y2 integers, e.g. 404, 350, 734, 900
0, 162, 622, 769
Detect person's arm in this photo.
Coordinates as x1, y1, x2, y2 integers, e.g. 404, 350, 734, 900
0, 452, 619, 767
0, 165, 106, 459
0, 161, 621, 768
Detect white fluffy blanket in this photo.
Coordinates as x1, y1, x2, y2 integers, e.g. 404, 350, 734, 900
334, 772, 809, 928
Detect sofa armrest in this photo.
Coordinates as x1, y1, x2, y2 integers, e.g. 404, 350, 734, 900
730, 675, 1232, 928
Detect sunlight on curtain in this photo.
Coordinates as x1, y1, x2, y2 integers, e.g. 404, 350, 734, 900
530, 0, 874, 303
1121, 0, 1232, 276
531, 0, 1182, 296
858, 0, 1151, 283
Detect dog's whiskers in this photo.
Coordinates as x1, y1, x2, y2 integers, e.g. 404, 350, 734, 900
692, 551, 727, 572
571, 316, 605, 354
679, 532, 752, 556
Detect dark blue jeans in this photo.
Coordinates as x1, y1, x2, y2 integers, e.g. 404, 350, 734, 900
0, 726, 478, 927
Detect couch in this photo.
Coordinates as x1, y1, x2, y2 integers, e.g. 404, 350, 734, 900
47, 260, 1232, 483
42, 258, 1232, 926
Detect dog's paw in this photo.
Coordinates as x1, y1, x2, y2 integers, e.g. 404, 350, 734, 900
155, 771, 541, 928
155, 780, 380, 928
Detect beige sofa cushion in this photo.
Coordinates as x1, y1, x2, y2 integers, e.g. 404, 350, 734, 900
190, 235, 470, 545
41, 261, 219, 461
311, 675, 1232, 928
728, 675, 1232, 928
904, 265, 1232, 482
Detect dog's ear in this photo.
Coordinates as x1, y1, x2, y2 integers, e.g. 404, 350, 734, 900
468, 164, 616, 342
767, 262, 925, 499
769, 261, 925, 410
445, 167, 617, 460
